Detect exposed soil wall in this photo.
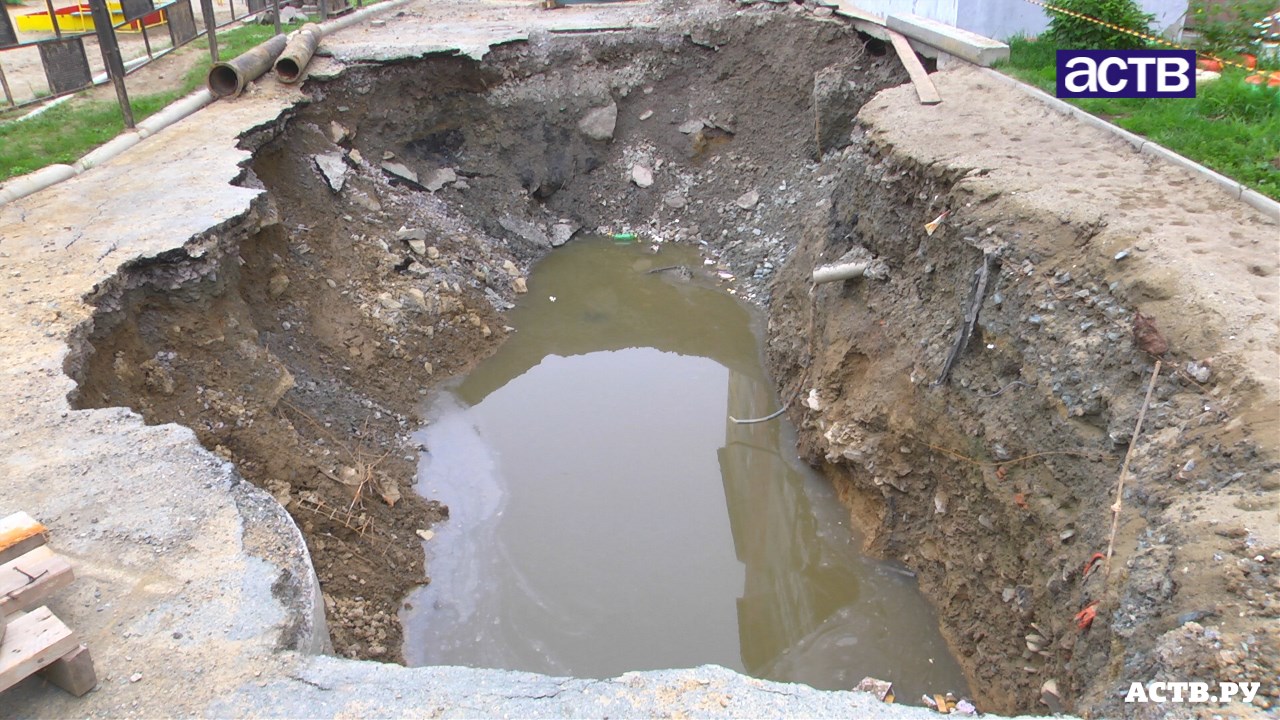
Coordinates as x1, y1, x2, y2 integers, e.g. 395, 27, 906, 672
765, 126, 1279, 716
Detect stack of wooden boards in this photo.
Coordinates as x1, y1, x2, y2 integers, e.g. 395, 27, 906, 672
1, 511, 96, 698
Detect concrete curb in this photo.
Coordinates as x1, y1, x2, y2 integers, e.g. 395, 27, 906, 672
980, 68, 1280, 221
319, 0, 413, 35
0, 0, 413, 210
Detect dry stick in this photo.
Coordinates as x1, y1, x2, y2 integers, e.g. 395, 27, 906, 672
1104, 360, 1162, 577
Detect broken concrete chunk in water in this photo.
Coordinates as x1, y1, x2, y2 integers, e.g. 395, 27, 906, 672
854, 677, 894, 703
551, 223, 577, 247
578, 101, 618, 141
424, 167, 458, 193
631, 164, 654, 188
678, 119, 705, 134
513, 277, 528, 294
381, 161, 420, 187
313, 153, 349, 193
735, 190, 759, 210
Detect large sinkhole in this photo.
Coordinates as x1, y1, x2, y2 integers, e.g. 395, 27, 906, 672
63, 6, 1099, 715
400, 237, 967, 701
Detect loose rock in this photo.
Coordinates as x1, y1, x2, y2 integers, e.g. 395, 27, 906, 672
631, 164, 655, 188
313, 153, 348, 193
578, 101, 618, 141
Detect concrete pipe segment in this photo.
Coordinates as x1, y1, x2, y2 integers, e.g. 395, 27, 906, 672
207, 33, 289, 98
275, 23, 324, 83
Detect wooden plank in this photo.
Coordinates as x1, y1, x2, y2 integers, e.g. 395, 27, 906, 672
887, 29, 942, 105
0, 606, 78, 693
0, 513, 48, 566
38, 643, 96, 697
1, 545, 75, 618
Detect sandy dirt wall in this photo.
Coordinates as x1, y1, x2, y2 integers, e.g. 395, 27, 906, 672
766, 67, 1279, 717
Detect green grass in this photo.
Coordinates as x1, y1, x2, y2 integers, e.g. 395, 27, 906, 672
997, 36, 1280, 200
0, 20, 304, 182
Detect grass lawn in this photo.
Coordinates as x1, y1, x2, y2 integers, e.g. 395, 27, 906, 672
0, 20, 304, 182
997, 36, 1280, 200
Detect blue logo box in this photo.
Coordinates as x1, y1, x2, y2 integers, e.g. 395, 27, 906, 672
1056, 49, 1196, 99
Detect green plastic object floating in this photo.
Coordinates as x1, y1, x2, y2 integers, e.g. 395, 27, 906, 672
612, 233, 637, 243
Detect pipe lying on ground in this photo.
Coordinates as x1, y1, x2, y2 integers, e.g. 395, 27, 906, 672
136, 89, 214, 138
74, 132, 142, 173
208, 34, 288, 98
275, 24, 324, 83
0, 164, 76, 205
812, 261, 870, 284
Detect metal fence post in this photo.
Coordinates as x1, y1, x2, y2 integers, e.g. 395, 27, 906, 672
42, 0, 63, 39
87, 0, 135, 128
199, 0, 219, 62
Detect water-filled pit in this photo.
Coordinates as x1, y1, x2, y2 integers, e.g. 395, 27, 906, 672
401, 238, 968, 700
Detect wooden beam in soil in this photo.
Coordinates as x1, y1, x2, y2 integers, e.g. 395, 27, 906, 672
887, 29, 942, 105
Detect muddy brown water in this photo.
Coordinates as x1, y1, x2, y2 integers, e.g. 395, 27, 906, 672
401, 237, 969, 702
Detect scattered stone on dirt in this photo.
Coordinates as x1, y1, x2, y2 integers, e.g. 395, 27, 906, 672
578, 101, 619, 141
314, 153, 349, 193
735, 190, 760, 210
381, 161, 420, 187
423, 167, 458, 193
678, 119, 705, 134
631, 164, 654, 187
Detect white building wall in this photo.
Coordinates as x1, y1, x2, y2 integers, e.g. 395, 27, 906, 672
856, 0, 1189, 42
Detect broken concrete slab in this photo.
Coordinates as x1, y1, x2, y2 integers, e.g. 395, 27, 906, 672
423, 167, 458, 192
313, 153, 349, 193
550, 223, 577, 247
885, 13, 1008, 67
381, 161, 421, 188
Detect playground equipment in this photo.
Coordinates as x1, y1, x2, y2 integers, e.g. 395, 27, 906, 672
16, 2, 168, 34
